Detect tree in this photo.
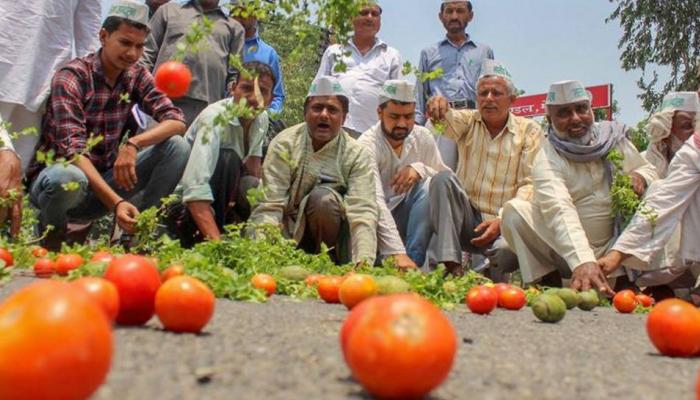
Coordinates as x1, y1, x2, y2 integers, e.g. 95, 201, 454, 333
607, 0, 700, 112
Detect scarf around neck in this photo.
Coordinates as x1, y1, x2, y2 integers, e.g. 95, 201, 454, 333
547, 121, 627, 163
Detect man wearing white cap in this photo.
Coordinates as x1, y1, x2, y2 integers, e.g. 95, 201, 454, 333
426, 61, 543, 278
315, 0, 402, 138
501, 80, 657, 294
249, 76, 378, 266
27, 0, 189, 250
357, 80, 450, 269
416, 0, 494, 170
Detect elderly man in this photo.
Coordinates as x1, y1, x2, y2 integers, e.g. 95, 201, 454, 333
426, 61, 543, 277
142, 0, 245, 125
249, 76, 378, 266
501, 80, 658, 295
27, 1, 189, 250
169, 62, 275, 247
315, 1, 402, 138
357, 80, 449, 269
0, 120, 22, 236
416, 0, 494, 170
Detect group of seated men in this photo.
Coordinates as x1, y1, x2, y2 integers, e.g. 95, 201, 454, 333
1, 0, 699, 299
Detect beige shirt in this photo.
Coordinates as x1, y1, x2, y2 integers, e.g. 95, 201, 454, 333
357, 122, 449, 255
532, 136, 657, 270
443, 109, 544, 219
249, 123, 378, 264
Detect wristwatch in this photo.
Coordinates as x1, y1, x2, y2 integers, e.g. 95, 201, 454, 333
125, 138, 142, 152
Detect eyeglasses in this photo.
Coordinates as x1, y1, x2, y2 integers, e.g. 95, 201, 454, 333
358, 9, 381, 17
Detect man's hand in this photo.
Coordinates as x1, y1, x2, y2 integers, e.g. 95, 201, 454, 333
391, 166, 420, 195
471, 218, 501, 248
391, 253, 418, 271
597, 250, 626, 276
114, 145, 138, 191
0, 151, 23, 236
115, 200, 139, 234
570, 262, 615, 296
630, 172, 647, 197
426, 96, 450, 122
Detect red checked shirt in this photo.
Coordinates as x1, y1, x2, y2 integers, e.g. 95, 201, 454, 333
28, 51, 185, 181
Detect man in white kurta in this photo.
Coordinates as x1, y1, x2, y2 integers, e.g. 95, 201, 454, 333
0, 118, 23, 235
501, 80, 657, 294
357, 80, 449, 269
0, 0, 101, 172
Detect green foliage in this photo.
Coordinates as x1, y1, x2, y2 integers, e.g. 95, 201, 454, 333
607, 149, 658, 232
627, 118, 650, 152
173, 16, 214, 62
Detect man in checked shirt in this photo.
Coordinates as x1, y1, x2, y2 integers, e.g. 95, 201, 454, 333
26, 0, 190, 250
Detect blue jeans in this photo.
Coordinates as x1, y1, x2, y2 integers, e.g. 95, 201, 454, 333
29, 136, 190, 232
392, 178, 432, 266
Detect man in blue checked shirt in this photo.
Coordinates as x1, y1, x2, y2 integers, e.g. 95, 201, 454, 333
416, 0, 493, 170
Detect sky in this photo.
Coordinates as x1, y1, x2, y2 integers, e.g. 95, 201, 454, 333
101, 0, 652, 125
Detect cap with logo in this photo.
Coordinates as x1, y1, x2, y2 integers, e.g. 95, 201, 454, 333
106, 0, 149, 26
545, 80, 591, 106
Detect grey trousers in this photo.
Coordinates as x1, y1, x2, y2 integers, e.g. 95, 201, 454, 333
299, 187, 350, 264
429, 171, 518, 277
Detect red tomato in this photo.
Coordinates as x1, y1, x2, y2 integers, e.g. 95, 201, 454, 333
104, 255, 161, 325
31, 246, 48, 258
340, 299, 373, 359
155, 276, 215, 333
493, 283, 512, 297
251, 273, 276, 296
55, 254, 84, 275
498, 287, 527, 310
305, 274, 325, 287
339, 274, 378, 310
466, 285, 499, 314
161, 264, 185, 283
647, 298, 700, 357
0, 248, 13, 268
636, 294, 655, 308
613, 290, 638, 313
91, 251, 116, 264
0, 280, 113, 400
154, 61, 192, 98
344, 294, 457, 399
317, 276, 343, 303
33, 258, 56, 278
73, 277, 120, 322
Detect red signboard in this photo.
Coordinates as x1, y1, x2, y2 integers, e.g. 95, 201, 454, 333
510, 84, 613, 119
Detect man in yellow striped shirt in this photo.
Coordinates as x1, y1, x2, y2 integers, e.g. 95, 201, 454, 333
426, 60, 544, 277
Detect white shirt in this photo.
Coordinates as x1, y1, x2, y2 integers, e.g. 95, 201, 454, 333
0, 117, 14, 152
613, 138, 700, 267
0, 0, 101, 112
357, 123, 449, 255
316, 39, 402, 133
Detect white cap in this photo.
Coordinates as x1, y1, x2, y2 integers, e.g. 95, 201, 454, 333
478, 60, 513, 84
660, 92, 700, 113
107, 0, 149, 26
442, 0, 469, 3
545, 80, 591, 106
379, 80, 415, 105
307, 76, 349, 100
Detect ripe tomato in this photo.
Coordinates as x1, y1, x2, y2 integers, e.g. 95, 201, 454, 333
466, 285, 498, 314
344, 294, 457, 399
104, 254, 161, 325
498, 287, 527, 310
0, 280, 113, 400
91, 251, 116, 264
251, 273, 276, 296
154, 61, 192, 98
33, 258, 56, 278
493, 282, 512, 297
155, 276, 215, 333
613, 289, 638, 313
0, 248, 13, 268
73, 277, 120, 322
647, 298, 700, 357
161, 264, 186, 283
636, 294, 655, 308
317, 276, 343, 303
305, 274, 325, 287
31, 246, 48, 258
55, 253, 84, 275
340, 298, 373, 359
339, 274, 378, 310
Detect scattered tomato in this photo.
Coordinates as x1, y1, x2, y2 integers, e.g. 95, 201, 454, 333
31, 246, 48, 258
0, 248, 13, 268
305, 274, 325, 287
0, 281, 113, 400
91, 251, 116, 264
343, 294, 457, 399
340, 298, 373, 359
317, 276, 343, 303
493, 283, 512, 297
104, 255, 161, 325
251, 273, 276, 296
465, 285, 498, 315
339, 274, 378, 310
156, 276, 215, 333
54, 253, 84, 275
647, 298, 700, 357
154, 61, 192, 98
498, 287, 527, 310
33, 258, 56, 278
613, 289, 638, 313
73, 277, 120, 322
161, 264, 186, 283
636, 294, 655, 308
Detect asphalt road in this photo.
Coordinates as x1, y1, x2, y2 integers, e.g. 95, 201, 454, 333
1, 276, 698, 400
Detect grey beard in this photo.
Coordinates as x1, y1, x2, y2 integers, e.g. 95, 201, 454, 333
551, 125, 594, 145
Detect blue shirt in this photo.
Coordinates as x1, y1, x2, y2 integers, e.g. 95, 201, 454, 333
415, 36, 494, 125
243, 33, 285, 115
